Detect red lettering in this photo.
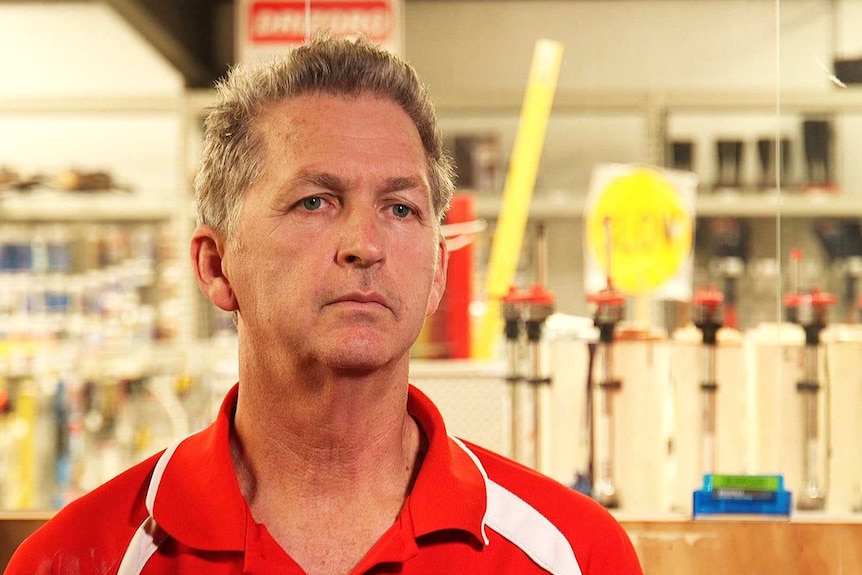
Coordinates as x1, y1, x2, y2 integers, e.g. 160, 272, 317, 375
249, 1, 393, 43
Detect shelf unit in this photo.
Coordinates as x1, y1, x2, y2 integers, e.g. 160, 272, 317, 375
0, 93, 197, 339
470, 189, 862, 221
443, 87, 862, 217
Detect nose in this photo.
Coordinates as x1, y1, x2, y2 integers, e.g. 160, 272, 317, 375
336, 205, 385, 268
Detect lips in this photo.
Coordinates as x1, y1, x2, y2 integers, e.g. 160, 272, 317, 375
330, 292, 389, 309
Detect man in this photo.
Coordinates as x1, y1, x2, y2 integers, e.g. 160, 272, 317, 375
6, 35, 643, 575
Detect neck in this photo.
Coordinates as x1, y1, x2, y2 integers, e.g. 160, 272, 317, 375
228, 343, 427, 574
230, 353, 423, 509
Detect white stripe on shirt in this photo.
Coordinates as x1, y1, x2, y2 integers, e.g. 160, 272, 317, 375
119, 439, 181, 575
116, 516, 167, 575
450, 436, 583, 575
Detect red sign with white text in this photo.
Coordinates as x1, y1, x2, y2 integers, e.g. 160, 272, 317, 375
237, 0, 403, 63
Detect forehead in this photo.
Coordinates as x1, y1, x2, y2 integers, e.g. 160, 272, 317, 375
248, 93, 432, 211
255, 93, 422, 153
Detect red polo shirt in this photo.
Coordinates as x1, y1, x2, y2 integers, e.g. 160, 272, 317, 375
6, 384, 642, 575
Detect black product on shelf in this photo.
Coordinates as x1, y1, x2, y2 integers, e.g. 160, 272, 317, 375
833, 57, 862, 85
714, 139, 744, 190
802, 119, 835, 190
756, 137, 791, 190
450, 134, 500, 192
814, 220, 862, 321
708, 217, 751, 262
705, 217, 750, 330
814, 220, 862, 263
669, 140, 694, 172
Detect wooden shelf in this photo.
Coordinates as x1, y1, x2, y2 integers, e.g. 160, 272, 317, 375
620, 515, 862, 575
0, 512, 52, 568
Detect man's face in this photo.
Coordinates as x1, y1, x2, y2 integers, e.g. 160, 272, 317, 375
220, 93, 447, 373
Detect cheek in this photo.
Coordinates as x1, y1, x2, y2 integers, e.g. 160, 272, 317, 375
424, 248, 447, 316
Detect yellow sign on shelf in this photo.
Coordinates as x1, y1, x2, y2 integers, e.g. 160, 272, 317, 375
585, 165, 696, 296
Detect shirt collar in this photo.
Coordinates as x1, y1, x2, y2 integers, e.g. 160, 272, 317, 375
405, 384, 488, 544
150, 384, 247, 551
149, 383, 489, 552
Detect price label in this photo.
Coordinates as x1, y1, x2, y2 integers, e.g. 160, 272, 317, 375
586, 168, 692, 294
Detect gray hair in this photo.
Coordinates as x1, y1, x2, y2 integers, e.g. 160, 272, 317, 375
193, 34, 455, 238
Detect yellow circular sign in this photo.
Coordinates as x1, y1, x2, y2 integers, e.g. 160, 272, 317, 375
586, 168, 692, 294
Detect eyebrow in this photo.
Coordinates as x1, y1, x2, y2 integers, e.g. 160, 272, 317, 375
285, 170, 345, 193
380, 175, 427, 194
286, 169, 428, 195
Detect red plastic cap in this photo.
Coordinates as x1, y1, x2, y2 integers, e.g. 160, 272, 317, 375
587, 288, 626, 306
785, 287, 837, 308
525, 283, 555, 305
502, 286, 530, 304
693, 285, 724, 307
783, 292, 801, 308
809, 287, 837, 307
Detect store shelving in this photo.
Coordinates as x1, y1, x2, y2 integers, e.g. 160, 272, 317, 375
694, 191, 862, 218
449, 88, 862, 224
471, 189, 862, 221
656, 89, 862, 113
0, 191, 174, 223
438, 88, 862, 115
0, 90, 197, 337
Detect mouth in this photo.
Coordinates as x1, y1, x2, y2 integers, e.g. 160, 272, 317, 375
329, 292, 390, 310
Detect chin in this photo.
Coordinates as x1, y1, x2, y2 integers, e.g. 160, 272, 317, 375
324, 355, 389, 375
321, 338, 406, 374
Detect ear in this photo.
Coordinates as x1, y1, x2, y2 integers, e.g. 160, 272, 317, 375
190, 225, 239, 312
425, 235, 449, 317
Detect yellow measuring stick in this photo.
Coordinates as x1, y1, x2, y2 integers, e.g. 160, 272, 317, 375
473, 38, 564, 359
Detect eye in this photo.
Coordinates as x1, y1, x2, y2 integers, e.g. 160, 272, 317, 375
391, 204, 413, 218
301, 197, 323, 211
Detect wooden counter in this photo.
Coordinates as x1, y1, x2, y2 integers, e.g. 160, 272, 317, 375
4, 513, 862, 573
0, 512, 51, 569
620, 515, 862, 575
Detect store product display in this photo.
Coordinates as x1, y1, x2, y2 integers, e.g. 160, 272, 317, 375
0, 224, 177, 342
784, 250, 836, 511
0, 347, 229, 511
585, 285, 625, 509
802, 118, 836, 192
691, 284, 724, 478
714, 139, 744, 191
0, 167, 41, 192
664, 125, 837, 195
756, 136, 791, 190
0, 166, 129, 194
669, 140, 694, 172
0, 221, 190, 513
